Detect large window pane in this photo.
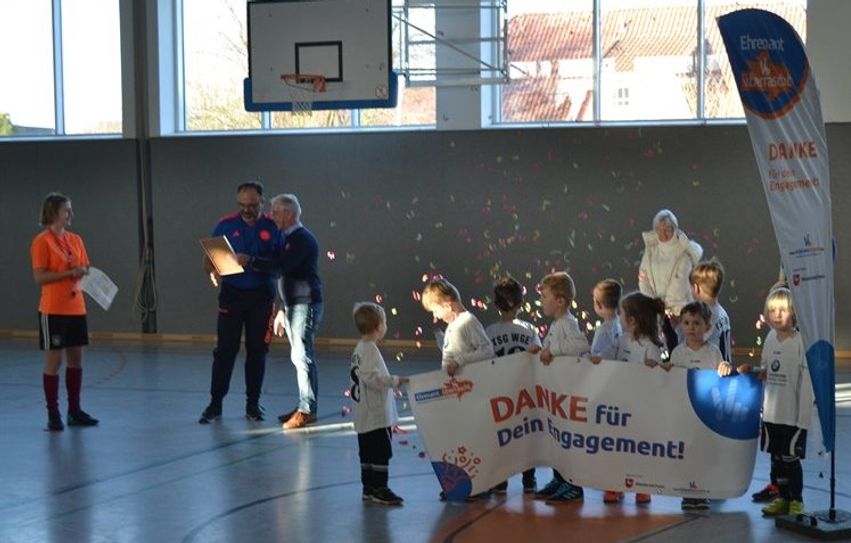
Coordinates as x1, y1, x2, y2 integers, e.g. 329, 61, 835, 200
183, 0, 260, 131
704, 0, 807, 119
600, 0, 698, 121
0, 1, 55, 136
359, 76, 436, 127
501, 1, 594, 123
62, 0, 122, 134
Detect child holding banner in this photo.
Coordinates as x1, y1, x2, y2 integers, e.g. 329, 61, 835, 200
528, 272, 589, 504
689, 259, 733, 362
421, 278, 494, 377
590, 279, 622, 360
485, 277, 542, 494
739, 288, 813, 518
668, 300, 732, 510
350, 302, 410, 506
602, 291, 666, 504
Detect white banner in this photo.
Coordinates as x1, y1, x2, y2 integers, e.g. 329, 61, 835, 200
719, 9, 835, 451
409, 353, 762, 500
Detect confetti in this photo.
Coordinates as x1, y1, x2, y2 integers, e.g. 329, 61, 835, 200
326, 251, 336, 260
418, 451, 427, 458
391, 307, 398, 316
341, 406, 350, 416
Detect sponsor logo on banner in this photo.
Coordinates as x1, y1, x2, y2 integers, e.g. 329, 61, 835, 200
789, 234, 825, 258
432, 445, 482, 500
413, 377, 474, 403
624, 478, 634, 489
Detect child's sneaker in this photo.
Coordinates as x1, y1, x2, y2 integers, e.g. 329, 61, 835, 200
751, 483, 779, 503
545, 483, 584, 504
371, 487, 403, 505
636, 493, 652, 504
67, 409, 99, 426
788, 500, 805, 516
761, 498, 789, 516
362, 487, 374, 502
245, 403, 265, 422
47, 412, 64, 432
492, 482, 508, 495
693, 498, 710, 510
681, 498, 698, 510
603, 490, 624, 504
198, 404, 222, 424
534, 478, 563, 500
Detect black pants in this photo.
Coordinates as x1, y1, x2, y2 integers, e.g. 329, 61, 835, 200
210, 284, 274, 406
358, 427, 393, 492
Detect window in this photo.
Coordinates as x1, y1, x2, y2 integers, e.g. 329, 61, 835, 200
498, 0, 807, 125
0, 0, 121, 138
500, 0, 595, 123
180, 0, 434, 133
704, 0, 806, 119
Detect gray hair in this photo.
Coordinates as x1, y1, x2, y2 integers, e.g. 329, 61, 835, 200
652, 208, 679, 230
271, 193, 301, 219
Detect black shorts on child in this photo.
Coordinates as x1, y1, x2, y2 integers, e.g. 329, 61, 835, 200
761, 421, 807, 459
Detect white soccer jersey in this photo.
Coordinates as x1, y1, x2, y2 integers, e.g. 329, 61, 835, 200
707, 302, 733, 361
760, 329, 814, 429
670, 342, 724, 370
350, 340, 400, 434
591, 318, 622, 359
442, 311, 495, 370
486, 319, 542, 357
543, 312, 589, 357
615, 334, 663, 365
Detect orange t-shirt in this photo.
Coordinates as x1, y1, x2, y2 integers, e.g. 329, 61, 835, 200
30, 229, 90, 315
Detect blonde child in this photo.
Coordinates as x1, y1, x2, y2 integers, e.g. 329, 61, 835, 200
421, 278, 494, 377
590, 279, 623, 360
350, 302, 409, 506
528, 272, 589, 504
600, 291, 666, 504
668, 300, 732, 510
485, 277, 542, 494
689, 258, 733, 362
739, 288, 813, 517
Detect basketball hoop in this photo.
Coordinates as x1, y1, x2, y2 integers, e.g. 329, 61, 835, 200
280, 74, 327, 115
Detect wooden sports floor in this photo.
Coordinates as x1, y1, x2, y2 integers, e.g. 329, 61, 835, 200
1, 340, 849, 542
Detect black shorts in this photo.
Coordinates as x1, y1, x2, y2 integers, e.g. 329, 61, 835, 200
761, 421, 807, 459
358, 427, 393, 466
38, 313, 89, 351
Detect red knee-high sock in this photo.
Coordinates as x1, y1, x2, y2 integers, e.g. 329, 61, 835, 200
66, 367, 82, 412
43, 373, 60, 414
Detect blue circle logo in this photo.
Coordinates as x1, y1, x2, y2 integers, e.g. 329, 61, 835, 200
686, 371, 762, 440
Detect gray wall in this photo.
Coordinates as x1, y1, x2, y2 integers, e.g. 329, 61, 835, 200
0, 139, 141, 333
2, 125, 849, 351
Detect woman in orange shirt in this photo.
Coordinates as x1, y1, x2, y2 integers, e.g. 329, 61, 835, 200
31, 193, 98, 431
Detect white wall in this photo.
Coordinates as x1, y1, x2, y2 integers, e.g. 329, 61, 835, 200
807, 0, 851, 123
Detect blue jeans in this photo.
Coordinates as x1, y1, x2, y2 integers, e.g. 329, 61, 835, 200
284, 302, 323, 414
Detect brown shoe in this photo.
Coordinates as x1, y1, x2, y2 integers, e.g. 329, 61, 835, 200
283, 411, 317, 429
277, 408, 299, 423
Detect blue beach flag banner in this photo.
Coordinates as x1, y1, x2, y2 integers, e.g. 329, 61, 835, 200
718, 9, 835, 451
409, 353, 762, 500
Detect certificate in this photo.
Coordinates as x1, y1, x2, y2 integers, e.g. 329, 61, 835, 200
79, 266, 118, 311
200, 236, 244, 276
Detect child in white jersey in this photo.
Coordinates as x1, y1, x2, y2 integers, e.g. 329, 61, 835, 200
486, 277, 542, 494
421, 278, 494, 377
599, 291, 665, 504
739, 288, 813, 517
590, 279, 622, 360
668, 300, 732, 510
689, 259, 733, 361
528, 272, 589, 504
350, 302, 409, 505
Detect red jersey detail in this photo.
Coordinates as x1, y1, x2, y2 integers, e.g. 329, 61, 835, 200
259, 229, 271, 241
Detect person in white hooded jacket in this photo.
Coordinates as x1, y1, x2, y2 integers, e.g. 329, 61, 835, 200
637, 209, 703, 353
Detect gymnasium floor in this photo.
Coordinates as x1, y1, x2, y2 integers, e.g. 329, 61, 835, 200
1, 339, 849, 543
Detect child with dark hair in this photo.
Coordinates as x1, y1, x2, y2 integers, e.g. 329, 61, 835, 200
485, 277, 542, 495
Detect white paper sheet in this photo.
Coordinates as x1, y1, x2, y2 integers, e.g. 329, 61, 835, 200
80, 266, 118, 311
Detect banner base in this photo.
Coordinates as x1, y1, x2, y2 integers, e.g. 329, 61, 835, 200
776, 509, 851, 540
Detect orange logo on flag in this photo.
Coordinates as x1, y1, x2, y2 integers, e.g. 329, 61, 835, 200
741, 51, 794, 101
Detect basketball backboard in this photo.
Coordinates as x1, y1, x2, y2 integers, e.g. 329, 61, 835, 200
244, 0, 398, 112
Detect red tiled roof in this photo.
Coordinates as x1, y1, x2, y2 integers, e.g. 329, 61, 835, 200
503, 3, 806, 122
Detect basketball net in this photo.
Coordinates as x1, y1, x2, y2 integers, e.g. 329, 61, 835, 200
281, 74, 327, 116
